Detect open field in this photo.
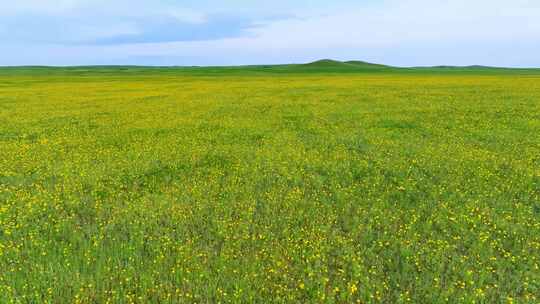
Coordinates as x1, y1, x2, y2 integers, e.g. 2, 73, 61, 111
1, 65, 540, 303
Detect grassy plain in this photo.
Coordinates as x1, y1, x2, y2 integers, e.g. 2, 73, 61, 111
1, 64, 540, 303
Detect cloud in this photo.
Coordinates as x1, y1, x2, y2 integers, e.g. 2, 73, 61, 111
91, 16, 255, 45
0, 15, 139, 44
0, 14, 254, 45
239, 0, 540, 50
90, 0, 539, 63
0, 1, 256, 45
0, 0, 539, 66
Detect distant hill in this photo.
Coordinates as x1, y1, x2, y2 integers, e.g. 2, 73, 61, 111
344, 60, 390, 68
425, 65, 496, 70
1, 59, 538, 76
301, 59, 350, 67
298, 59, 390, 70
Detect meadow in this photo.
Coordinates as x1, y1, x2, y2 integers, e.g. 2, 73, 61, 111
1, 63, 539, 303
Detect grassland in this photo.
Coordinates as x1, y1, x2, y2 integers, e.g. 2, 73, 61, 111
1, 62, 540, 303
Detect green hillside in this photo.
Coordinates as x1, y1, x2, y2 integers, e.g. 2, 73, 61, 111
1, 59, 539, 76
295, 59, 390, 71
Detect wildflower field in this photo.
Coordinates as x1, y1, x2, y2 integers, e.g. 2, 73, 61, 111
1, 66, 540, 303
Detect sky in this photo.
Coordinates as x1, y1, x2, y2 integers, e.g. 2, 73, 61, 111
1, 0, 539, 67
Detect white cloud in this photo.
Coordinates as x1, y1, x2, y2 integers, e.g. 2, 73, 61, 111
1, 0, 539, 66
95, 0, 539, 57
75, 24, 141, 41
0, 1, 208, 24
237, 0, 540, 50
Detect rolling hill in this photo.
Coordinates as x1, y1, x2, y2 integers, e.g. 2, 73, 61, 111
0, 59, 539, 76
297, 59, 390, 70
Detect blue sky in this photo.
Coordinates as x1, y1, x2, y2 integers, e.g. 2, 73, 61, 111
1, 0, 539, 67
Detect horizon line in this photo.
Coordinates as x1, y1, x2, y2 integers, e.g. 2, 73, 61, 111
0, 59, 539, 70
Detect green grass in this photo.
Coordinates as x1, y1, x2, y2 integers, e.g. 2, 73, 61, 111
1, 64, 539, 303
